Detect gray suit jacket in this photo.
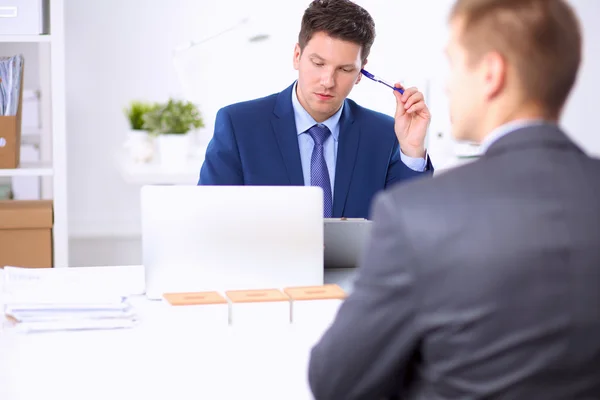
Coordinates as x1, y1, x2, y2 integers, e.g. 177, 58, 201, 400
308, 124, 600, 399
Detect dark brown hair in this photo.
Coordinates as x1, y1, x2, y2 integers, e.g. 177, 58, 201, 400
450, 0, 582, 117
298, 0, 375, 64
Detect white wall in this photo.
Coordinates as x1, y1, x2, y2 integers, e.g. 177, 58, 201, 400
65, 0, 235, 236
64, 0, 600, 238
65, 0, 306, 237
561, 0, 600, 156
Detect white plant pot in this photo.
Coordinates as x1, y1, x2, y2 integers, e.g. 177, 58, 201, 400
157, 133, 190, 168
124, 129, 154, 163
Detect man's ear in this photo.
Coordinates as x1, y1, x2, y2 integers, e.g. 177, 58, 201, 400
356, 59, 368, 84
482, 51, 506, 100
293, 43, 302, 71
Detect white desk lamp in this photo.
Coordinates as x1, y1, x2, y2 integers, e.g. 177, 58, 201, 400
173, 18, 270, 56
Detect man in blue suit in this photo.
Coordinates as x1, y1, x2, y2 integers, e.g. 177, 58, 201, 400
199, 0, 434, 218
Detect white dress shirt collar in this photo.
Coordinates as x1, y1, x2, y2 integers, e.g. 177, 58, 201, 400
480, 119, 554, 153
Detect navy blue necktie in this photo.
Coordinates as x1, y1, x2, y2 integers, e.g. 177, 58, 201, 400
307, 124, 333, 217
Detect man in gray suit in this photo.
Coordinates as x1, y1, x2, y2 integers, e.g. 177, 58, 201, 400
308, 0, 600, 399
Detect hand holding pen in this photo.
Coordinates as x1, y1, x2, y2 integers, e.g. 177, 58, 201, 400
361, 68, 430, 158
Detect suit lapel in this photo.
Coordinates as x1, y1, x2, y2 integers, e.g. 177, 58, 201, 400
272, 83, 304, 185
333, 103, 360, 217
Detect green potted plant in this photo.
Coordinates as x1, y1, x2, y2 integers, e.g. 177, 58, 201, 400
124, 100, 157, 131
142, 99, 204, 166
123, 100, 158, 163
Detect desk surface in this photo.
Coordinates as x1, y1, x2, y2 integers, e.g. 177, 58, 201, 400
0, 266, 357, 400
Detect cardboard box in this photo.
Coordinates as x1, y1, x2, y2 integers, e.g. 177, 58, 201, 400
0, 200, 53, 268
0, 57, 24, 169
0, 115, 21, 169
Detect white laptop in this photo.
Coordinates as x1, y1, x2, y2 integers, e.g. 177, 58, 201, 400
141, 185, 324, 300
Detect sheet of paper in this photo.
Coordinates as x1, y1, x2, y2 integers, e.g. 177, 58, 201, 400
11, 317, 138, 334
1, 266, 141, 333
324, 218, 368, 222
2, 265, 145, 298
6, 307, 137, 321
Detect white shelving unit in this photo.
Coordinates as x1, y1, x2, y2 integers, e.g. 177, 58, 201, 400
0, 35, 51, 43
0, 163, 53, 177
0, 0, 69, 267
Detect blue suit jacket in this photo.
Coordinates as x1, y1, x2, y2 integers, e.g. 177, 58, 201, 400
199, 83, 434, 218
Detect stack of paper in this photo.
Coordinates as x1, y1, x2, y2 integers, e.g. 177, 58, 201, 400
0, 54, 24, 116
2, 266, 138, 334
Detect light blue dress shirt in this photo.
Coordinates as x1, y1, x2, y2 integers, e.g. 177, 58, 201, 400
479, 119, 550, 153
291, 83, 426, 196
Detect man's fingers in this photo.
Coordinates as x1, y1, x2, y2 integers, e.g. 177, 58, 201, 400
407, 102, 427, 114
394, 84, 426, 117
404, 92, 424, 110
401, 87, 419, 102
393, 88, 402, 102
393, 89, 406, 117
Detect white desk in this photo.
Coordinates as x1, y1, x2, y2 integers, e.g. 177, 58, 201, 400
0, 266, 357, 400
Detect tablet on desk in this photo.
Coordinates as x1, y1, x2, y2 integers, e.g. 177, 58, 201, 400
324, 218, 372, 269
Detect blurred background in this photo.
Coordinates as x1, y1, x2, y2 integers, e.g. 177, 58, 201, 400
1, 0, 598, 268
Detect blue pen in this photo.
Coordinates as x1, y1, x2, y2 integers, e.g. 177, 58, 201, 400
361, 69, 404, 94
